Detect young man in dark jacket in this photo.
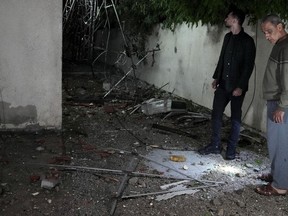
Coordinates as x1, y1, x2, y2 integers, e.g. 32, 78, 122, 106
198, 8, 256, 160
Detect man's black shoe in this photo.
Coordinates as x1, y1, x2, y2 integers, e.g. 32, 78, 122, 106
225, 154, 236, 160
225, 147, 237, 160
198, 145, 222, 155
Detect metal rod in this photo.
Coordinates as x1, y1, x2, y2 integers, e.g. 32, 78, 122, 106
110, 157, 139, 215
63, 0, 76, 30
109, 148, 223, 185
110, 0, 127, 46
103, 52, 150, 98
25, 163, 203, 181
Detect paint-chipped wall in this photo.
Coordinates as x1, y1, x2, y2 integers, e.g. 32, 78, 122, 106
134, 22, 272, 131
0, 0, 62, 129
105, 21, 272, 132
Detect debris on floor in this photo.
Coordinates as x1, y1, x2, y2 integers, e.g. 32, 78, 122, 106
1, 68, 283, 216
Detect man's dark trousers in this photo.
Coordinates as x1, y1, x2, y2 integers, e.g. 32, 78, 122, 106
211, 86, 246, 158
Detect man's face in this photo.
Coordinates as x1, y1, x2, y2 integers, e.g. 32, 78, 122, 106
224, 12, 236, 28
261, 21, 283, 44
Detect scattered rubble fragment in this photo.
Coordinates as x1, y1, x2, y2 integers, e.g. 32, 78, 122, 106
36, 146, 45, 152
0, 68, 277, 216
41, 178, 60, 190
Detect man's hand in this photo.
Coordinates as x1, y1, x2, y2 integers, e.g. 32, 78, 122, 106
273, 109, 285, 123
232, 88, 242, 96
212, 79, 218, 89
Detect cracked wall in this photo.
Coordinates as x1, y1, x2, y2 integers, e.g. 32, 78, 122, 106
0, 102, 37, 125
134, 22, 272, 131
101, 22, 273, 132
0, 0, 62, 130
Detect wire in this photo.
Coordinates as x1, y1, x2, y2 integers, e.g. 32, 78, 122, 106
241, 20, 258, 122
111, 0, 127, 47
114, 113, 148, 146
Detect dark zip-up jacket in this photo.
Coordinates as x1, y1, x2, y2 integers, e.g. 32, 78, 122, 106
213, 28, 256, 92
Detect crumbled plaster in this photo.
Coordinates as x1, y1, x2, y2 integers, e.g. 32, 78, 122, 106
0, 101, 37, 125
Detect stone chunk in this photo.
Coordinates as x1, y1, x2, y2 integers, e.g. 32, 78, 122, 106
41, 178, 59, 190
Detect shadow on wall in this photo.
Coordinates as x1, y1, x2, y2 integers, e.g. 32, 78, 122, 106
242, 101, 266, 132
206, 24, 226, 44
0, 102, 37, 125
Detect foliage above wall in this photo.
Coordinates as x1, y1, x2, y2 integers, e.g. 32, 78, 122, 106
118, 0, 288, 33
115, 0, 288, 59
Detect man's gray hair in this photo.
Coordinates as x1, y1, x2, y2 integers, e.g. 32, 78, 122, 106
261, 14, 285, 28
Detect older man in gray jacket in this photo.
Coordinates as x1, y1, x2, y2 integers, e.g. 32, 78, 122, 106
256, 14, 288, 196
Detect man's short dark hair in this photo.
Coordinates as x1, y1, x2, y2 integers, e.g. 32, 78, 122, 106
228, 7, 246, 26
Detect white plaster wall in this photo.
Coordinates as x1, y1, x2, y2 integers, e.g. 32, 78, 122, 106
135, 22, 273, 132
0, 0, 62, 129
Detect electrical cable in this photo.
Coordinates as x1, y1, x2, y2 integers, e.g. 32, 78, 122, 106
113, 112, 148, 146
241, 20, 258, 122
